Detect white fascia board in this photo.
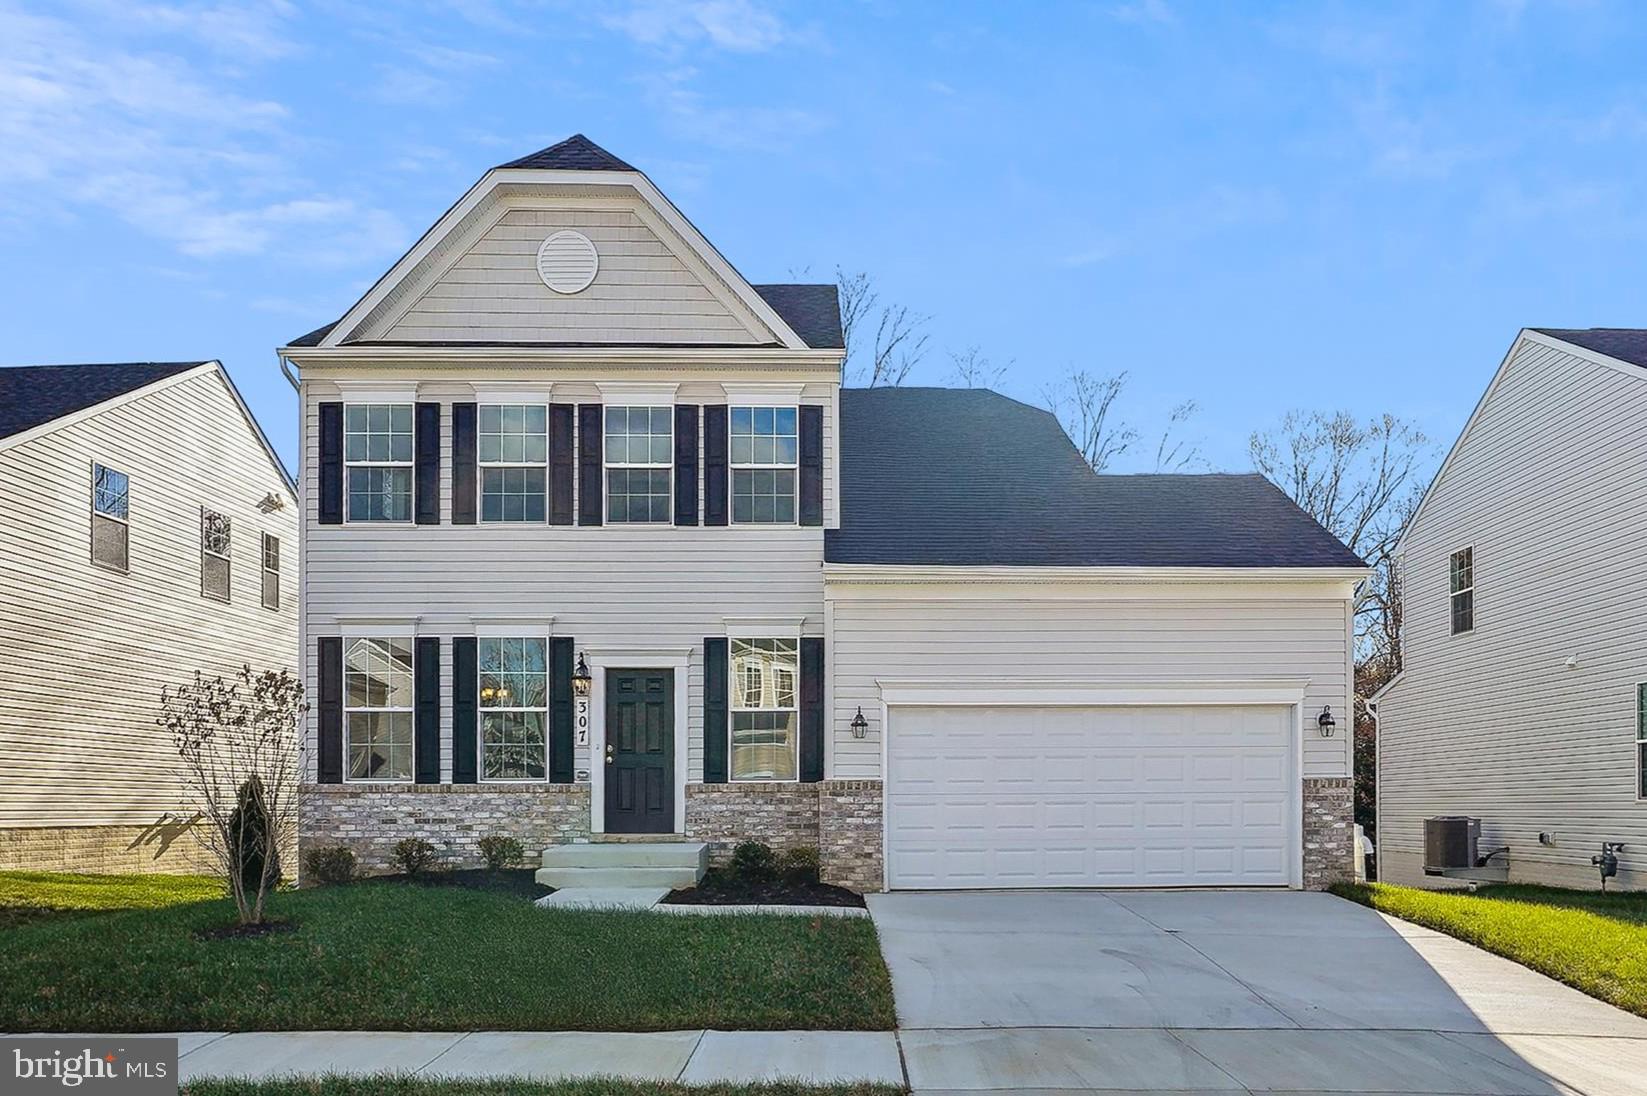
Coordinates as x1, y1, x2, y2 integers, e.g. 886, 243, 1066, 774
824, 563, 1367, 592
284, 346, 843, 371
877, 678, 1312, 708
1367, 671, 1406, 705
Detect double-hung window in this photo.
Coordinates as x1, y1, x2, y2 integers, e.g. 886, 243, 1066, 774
479, 405, 547, 522
1637, 683, 1647, 800
345, 404, 413, 522
91, 463, 129, 572
480, 637, 548, 780
1449, 547, 1474, 635
261, 533, 280, 610
345, 637, 414, 781
730, 637, 799, 781
201, 508, 231, 602
730, 407, 797, 524
605, 406, 672, 523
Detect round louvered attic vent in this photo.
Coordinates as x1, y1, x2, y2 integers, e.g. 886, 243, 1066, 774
536, 230, 599, 294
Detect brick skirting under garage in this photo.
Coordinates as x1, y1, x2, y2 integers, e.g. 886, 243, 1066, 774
1302, 777, 1355, 889
0, 823, 214, 876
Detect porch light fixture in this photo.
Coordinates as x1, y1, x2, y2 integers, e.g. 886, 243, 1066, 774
850, 707, 869, 739
572, 653, 593, 698
1317, 706, 1337, 737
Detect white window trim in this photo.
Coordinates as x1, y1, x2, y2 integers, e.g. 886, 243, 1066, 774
200, 506, 231, 603
90, 460, 130, 574
477, 634, 552, 785
261, 532, 280, 611
1449, 544, 1475, 636
729, 404, 800, 527
595, 381, 679, 404
343, 401, 415, 525
729, 635, 802, 784
603, 404, 674, 527
477, 402, 550, 525
343, 636, 416, 785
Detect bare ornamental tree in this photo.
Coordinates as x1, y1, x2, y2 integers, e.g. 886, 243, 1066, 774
1044, 368, 1137, 474
947, 345, 1010, 390
835, 268, 931, 387
160, 666, 306, 925
1153, 400, 1206, 472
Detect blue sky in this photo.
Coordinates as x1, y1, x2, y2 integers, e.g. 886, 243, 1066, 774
4, 0, 1645, 472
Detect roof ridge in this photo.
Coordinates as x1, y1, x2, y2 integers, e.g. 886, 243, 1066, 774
496, 133, 638, 173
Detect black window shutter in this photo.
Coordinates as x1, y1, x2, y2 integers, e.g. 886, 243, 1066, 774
317, 636, 343, 782
578, 403, 603, 526
675, 404, 700, 526
318, 403, 343, 525
549, 637, 574, 783
703, 404, 729, 527
452, 403, 477, 525
415, 637, 440, 783
799, 637, 825, 782
703, 637, 729, 782
799, 404, 823, 527
549, 403, 575, 525
452, 637, 478, 783
415, 402, 441, 525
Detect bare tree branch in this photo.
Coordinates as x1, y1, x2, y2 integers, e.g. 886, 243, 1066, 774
1154, 400, 1206, 472
835, 268, 930, 386
947, 345, 1010, 390
1045, 368, 1137, 473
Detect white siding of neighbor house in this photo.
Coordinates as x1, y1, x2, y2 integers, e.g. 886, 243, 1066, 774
0, 369, 299, 831
1378, 335, 1647, 890
378, 205, 771, 346
826, 586, 1354, 781
299, 379, 832, 784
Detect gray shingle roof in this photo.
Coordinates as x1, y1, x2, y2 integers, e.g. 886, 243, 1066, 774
825, 387, 1365, 568
287, 285, 841, 350
497, 134, 638, 173
1533, 328, 1647, 369
0, 361, 207, 441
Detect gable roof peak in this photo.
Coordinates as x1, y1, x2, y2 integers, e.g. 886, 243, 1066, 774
496, 133, 638, 173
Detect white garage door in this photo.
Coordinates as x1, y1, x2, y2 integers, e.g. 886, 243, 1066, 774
886, 704, 1294, 889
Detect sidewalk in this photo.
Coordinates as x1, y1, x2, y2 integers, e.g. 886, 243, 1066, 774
111, 1030, 906, 1086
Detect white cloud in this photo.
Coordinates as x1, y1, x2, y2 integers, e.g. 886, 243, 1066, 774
1109, 0, 1177, 27
604, 0, 797, 53
640, 66, 827, 150
0, 2, 404, 264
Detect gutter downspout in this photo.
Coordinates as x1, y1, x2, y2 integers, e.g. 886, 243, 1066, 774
279, 353, 300, 393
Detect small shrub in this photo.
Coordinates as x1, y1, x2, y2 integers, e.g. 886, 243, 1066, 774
779, 846, 821, 885
392, 837, 440, 878
303, 845, 356, 886
477, 835, 525, 872
228, 775, 280, 896
729, 840, 778, 883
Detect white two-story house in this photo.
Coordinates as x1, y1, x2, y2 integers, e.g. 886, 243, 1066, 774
283, 136, 1365, 892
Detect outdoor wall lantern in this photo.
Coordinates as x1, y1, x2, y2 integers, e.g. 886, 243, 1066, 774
572, 653, 593, 698
850, 707, 869, 739
1317, 706, 1337, 737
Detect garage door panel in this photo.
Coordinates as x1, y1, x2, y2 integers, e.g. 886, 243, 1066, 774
886, 704, 1294, 889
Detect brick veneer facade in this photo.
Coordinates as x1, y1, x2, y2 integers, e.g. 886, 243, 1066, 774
0, 824, 215, 876
683, 780, 884, 892
1302, 776, 1355, 889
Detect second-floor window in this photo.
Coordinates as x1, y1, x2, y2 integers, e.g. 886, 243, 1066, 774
201, 508, 231, 602
345, 404, 413, 522
606, 406, 672, 524
480, 404, 547, 522
730, 406, 797, 524
261, 533, 280, 610
91, 462, 129, 572
1449, 546, 1474, 635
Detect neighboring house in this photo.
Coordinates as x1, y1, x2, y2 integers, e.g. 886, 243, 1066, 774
1375, 328, 1647, 891
0, 361, 299, 874
283, 135, 1365, 892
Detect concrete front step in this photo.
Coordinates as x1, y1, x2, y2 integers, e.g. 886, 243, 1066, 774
536, 841, 708, 889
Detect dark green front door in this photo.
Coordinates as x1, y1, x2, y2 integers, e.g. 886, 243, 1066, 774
605, 669, 674, 834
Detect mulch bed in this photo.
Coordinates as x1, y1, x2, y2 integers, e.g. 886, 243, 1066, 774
663, 871, 866, 908
370, 868, 552, 900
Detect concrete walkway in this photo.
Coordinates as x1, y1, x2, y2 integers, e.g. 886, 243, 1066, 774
869, 889, 1647, 1095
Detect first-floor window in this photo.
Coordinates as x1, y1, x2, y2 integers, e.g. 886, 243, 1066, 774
480, 637, 548, 780
201, 508, 231, 602
1637, 683, 1646, 800
91, 462, 130, 572
345, 637, 414, 781
730, 637, 798, 781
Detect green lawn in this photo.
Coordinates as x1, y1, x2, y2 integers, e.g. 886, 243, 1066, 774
0, 870, 224, 930
0, 877, 894, 1032
183, 1080, 902, 1096
1332, 881, 1647, 1017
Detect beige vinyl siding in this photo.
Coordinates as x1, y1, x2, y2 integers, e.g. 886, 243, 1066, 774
300, 390, 827, 784
383, 207, 765, 346
0, 370, 299, 830
826, 589, 1354, 780
1378, 336, 1647, 889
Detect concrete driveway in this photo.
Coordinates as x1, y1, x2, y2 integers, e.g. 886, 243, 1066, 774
867, 890, 1647, 1095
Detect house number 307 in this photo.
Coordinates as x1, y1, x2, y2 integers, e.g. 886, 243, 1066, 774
575, 697, 590, 745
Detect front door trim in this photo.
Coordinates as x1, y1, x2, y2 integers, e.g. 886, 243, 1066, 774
586, 646, 691, 835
